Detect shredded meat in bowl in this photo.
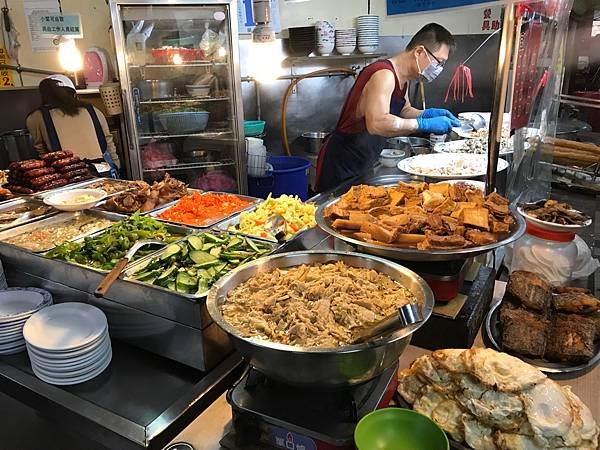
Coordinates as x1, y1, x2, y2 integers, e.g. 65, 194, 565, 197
221, 262, 419, 347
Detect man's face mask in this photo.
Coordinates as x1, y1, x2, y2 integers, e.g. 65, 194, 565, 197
416, 46, 444, 83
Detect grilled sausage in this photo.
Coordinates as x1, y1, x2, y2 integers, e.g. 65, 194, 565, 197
52, 156, 80, 168
41, 150, 73, 162
62, 168, 89, 179
58, 162, 87, 173
17, 159, 45, 170
40, 179, 68, 191
7, 184, 35, 194
23, 167, 56, 179
30, 173, 62, 187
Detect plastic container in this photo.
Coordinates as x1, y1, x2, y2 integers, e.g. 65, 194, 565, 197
243, 120, 266, 137
157, 111, 209, 134
248, 156, 311, 201
99, 82, 123, 116
511, 222, 577, 286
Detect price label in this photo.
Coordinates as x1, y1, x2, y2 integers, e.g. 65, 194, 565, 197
0, 47, 14, 88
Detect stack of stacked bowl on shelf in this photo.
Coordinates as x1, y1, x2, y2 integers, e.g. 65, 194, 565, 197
357, 15, 380, 54
315, 21, 335, 56
335, 28, 357, 55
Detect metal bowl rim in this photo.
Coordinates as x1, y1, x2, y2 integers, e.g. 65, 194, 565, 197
315, 192, 526, 261
207, 250, 434, 354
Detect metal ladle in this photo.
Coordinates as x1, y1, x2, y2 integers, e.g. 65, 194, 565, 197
351, 303, 424, 345
94, 239, 163, 298
265, 215, 287, 243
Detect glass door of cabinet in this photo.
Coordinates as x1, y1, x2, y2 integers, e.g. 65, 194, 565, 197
114, 2, 243, 193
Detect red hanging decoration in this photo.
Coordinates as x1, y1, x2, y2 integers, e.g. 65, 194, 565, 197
444, 64, 474, 103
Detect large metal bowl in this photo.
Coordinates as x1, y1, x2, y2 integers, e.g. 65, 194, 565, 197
206, 251, 434, 389
315, 196, 526, 262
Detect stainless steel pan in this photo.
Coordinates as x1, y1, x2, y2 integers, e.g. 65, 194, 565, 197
207, 251, 434, 388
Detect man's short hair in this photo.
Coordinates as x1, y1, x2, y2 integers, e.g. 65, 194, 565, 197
406, 23, 456, 53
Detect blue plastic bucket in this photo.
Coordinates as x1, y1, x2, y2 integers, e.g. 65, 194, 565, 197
248, 156, 311, 200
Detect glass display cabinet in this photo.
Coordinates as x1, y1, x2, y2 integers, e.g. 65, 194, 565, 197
109, 0, 246, 193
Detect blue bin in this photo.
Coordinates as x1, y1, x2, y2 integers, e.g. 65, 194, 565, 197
248, 156, 311, 200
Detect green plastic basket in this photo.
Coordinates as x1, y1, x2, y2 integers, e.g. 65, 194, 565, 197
244, 120, 266, 137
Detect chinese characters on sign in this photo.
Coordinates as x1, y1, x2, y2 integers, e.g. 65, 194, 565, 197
481, 7, 501, 32
39, 14, 82, 38
0, 47, 14, 88
386, 0, 495, 15
24, 0, 60, 52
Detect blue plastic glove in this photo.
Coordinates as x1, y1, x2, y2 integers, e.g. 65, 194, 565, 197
416, 116, 460, 134
420, 108, 459, 122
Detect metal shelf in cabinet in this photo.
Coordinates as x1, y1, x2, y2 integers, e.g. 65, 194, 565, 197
142, 159, 235, 173
140, 97, 230, 104
129, 61, 228, 69
139, 129, 233, 140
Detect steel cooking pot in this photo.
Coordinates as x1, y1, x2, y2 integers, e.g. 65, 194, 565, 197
136, 79, 174, 100
386, 137, 430, 156
207, 251, 434, 389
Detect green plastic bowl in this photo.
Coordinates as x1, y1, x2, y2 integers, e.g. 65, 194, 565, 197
355, 408, 449, 450
244, 120, 266, 136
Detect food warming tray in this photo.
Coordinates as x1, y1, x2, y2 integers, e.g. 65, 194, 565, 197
149, 192, 262, 229
0, 197, 58, 232
484, 301, 600, 375
34, 177, 134, 200
43, 221, 195, 274
315, 189, 526, 262
123, 231, 279, 299
0, 210, 128, 253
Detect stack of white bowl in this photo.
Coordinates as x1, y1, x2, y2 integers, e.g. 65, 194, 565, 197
0, 288, 52, 356
357, 15, 380, 54
335, 29, 357, 55
316, 21, 335, 56
24, 303, 112, 385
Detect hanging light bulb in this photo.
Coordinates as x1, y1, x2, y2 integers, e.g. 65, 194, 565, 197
248, 0, 282, 83
217, 46, 227, 58
172, 53, 183, 65
57, 37, 83, 72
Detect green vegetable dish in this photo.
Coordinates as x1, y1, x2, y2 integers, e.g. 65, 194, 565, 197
46, 212, 181, 270
129, 232, 273, 296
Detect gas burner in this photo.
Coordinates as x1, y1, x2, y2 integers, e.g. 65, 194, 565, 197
221, 364, 398, 450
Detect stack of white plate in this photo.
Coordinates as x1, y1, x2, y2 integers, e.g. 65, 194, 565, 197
316, 20, 335, 56
357, 15, 380, 54
0, 288, 52, 356
24, 303, 112, 385
335, 28, 357, 55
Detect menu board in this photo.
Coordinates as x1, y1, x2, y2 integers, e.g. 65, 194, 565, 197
387, 0, 496, 15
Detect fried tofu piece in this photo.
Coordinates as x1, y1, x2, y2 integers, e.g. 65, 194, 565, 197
484, 200, 509, 216
451, 202, 477, 219
465, 189, 485, 206
428, 182, 450, 196
433, 198, 456, 216
324, 203, 349, 219
545, 314, 597, 362
331, 219, 363, 230
388, 190, 405, 207
380, 214, 410, 227
461, 208, 490, 230
486, 191, 509, 206
348, 212, 374, 223
491, 220, 510, 234
422, 190, 446, 210
397, 181, 427, 195
465, 230, 498, 246
405, 196, 423, 208
360, 222, 396, 244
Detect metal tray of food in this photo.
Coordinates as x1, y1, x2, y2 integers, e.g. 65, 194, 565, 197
93, 188, 205, 216
214, 207, 315, 244
484, 301, 600, 375
123, 231, 279, 300
314, 185, 526, 262
34, 177, 134, 200
43, 219, 195, 274
0, 209, 128, 253
0, 197, 58, 232
149, 192, 262, 229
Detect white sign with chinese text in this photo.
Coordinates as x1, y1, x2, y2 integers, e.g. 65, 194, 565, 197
23, 0, 60, 52
39, 14, 83, 38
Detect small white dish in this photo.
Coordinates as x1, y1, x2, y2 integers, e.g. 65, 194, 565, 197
517, 205, 592, 232
379, 149, 406, 168
44, 189, 107, 212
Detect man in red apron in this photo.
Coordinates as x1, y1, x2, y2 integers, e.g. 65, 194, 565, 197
316, 23, 460, 192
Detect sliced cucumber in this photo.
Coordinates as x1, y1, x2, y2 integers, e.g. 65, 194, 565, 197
187, 235, 204, 250
160, 244, 181, 260
209, 246, 222, 258
189, 250, 217, 265
203, 233, 225, 244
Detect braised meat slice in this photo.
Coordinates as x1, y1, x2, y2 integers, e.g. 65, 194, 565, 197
545, 313, 597, 362
417, 233, 467, 250
500, 304, 549, 359
465, 230, 498, 246
505, 270, 551, 311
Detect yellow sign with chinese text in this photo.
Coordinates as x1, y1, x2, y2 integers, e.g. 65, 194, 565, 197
0, 47, 14, 88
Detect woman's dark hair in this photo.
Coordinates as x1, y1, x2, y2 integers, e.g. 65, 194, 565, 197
407, 23, 456, 53
38, 78, 87, 116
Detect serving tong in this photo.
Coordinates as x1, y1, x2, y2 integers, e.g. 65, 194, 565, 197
351, 303, 424, 345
